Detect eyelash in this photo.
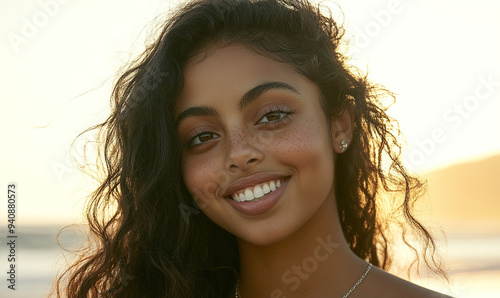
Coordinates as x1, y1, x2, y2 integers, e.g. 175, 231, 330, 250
256, 106, 294, 127
185, 107, 295, 148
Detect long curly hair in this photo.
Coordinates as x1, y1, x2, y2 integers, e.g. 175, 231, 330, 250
53, 0, 445, 297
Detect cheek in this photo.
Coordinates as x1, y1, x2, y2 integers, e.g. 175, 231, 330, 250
182, 156, 226, 207
182, 157, 210, 205
273, 118, 333, 169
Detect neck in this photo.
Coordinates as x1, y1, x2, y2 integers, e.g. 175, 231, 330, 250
237, 195, 368, 297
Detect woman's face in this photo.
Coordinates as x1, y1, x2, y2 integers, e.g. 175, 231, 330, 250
175, 44, 340, 246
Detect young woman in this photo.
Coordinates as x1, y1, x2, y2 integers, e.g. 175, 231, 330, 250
54, 0, 450, 297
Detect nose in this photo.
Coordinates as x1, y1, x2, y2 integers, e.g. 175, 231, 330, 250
226, 129, 264, 171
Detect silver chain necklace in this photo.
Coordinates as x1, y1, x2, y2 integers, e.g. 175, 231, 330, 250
235, 263, 372, 298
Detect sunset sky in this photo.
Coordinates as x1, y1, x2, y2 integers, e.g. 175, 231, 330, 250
0, 0, 499, 225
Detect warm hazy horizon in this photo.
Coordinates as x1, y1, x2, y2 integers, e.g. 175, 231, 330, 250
426, 154, 500, 219
12, 151, 500, 227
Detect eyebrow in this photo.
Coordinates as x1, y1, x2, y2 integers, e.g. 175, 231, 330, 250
175, 106, 218, 127
175, 81, 300, 127
238, 81, 299, 110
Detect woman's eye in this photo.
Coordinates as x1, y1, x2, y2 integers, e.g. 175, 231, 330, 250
190, 132, 218, 146
258, 110, 291, 124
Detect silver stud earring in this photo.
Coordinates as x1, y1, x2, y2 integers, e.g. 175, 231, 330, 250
340, 140, 348, 151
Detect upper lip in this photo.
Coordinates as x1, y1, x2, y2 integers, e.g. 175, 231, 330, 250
223, 172, 289, 198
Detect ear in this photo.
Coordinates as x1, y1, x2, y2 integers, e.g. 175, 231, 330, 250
330, 104, 354, 154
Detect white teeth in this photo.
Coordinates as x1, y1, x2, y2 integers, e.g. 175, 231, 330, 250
244, 189, 254, 201
253, 185, 264, 199
262, 183, 271, 194
231, 179, 285, 202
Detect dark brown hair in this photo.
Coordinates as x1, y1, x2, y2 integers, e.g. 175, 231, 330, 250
53, 0, 444, 297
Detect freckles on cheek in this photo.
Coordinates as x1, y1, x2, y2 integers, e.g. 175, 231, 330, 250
274, 120, 329, 164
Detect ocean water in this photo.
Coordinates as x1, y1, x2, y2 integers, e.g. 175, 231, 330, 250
1, 225, 84, 298
1, 248, 59, 297
416, 232, 500, 297
1, 227, 498, 297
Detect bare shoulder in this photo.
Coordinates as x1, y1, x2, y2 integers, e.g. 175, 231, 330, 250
355, 265, 453, 298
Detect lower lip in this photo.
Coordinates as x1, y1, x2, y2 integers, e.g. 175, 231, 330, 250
225, 178, 289, 216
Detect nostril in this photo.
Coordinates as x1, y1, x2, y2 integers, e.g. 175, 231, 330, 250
247, 158, 258, 164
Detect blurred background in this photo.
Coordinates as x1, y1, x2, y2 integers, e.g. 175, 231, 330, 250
0, 0, 499, 296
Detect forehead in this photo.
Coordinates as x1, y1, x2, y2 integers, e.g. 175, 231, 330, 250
175, 44, 314, 113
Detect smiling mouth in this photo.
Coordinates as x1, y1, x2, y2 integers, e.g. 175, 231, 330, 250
230, 178, 286, 203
